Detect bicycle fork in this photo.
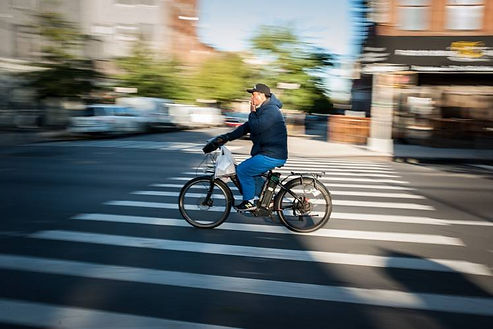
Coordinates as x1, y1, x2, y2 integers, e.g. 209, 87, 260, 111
201, 176, 215, 207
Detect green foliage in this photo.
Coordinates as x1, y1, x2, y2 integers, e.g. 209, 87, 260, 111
22, 11, 102, 100
250, 26, 334, 112
191, 53, 253, 105
115, 43, 189, 100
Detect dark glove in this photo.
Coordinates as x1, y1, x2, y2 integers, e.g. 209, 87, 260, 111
202, 135, 228, 153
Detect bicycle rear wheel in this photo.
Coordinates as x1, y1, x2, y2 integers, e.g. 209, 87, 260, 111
178, 176, 233, 228
275, 177, 332, 233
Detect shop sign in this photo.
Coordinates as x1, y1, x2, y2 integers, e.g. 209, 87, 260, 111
361, 36, 493, 72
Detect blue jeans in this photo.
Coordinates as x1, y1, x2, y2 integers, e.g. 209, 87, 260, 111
236, 154, 286, 201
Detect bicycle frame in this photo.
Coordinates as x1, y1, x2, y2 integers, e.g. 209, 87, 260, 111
198, 146, 325, 217
201, 171, 323, 218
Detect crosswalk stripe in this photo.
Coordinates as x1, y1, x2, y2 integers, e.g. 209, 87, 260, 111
330, 212, 447, 225
273, 161, 395, 168
187, 171, 400, 178
134, 189, 425, 200
38, 228, 487, 275
134, 191, 231, 199
152, 183, 236, 189
469, 164, 493, 171
193, 166, 398, 174
324, 183, 414, 190
234, 157, 392, 168
0, 299, 240, 329
77, 211, 449, 227
1, 255, 491, 315
333, 200, 434, 210
280, 167, 397, 174
107, 198, 434, 211
331, 213, 492, 226
95, 207, 464, 245
329, 191, 424, 199
319, 176, 409, 184
152, 182, 415, 191
240, 163, 397, 172
171, 176, 411, 185
440, 219, 493, 226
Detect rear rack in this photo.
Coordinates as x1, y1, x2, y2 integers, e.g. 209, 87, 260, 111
289, 171, 325, 178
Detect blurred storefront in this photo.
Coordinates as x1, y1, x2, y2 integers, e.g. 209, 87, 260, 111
354, 0, 493, 151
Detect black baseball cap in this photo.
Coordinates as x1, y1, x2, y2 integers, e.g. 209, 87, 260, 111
246, 83, 271, 96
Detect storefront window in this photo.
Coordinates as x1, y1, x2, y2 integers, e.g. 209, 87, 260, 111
446, 0, 484, 30
397, 0, 430, 31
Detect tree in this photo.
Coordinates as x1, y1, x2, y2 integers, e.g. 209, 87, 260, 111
22, 11, 101, 100
114, 42, 188, 100
250, 26, 334, 112
191, 53, 253, 105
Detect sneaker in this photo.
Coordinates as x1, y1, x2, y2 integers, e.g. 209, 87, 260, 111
236, 200, 257, 211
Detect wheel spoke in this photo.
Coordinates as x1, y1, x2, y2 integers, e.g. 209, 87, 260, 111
276, 179, 332, 233
178, 177, 232, 228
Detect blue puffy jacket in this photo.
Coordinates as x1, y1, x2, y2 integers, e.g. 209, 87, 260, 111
225, 94, 288, 160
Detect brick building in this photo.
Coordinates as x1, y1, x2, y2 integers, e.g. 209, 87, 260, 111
164, 0, 216, 64
355, 0, 493, 151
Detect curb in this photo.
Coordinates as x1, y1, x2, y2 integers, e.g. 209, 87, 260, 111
393, 156, 493, 165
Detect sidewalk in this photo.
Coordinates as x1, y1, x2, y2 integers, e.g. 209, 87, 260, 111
2, 129, 492, 163
229, 135, 493, 163
227, 135, 390, 160
289, 136, 390, 159
394, 144, 493, 163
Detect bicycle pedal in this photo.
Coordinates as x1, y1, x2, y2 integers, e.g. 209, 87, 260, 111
234, 207, 250, 213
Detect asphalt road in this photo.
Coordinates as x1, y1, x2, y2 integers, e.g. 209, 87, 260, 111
0, 129, 492, 329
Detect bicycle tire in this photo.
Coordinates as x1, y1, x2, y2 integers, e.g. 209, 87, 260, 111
275, 177, 332, 233
178, 175, 233, 228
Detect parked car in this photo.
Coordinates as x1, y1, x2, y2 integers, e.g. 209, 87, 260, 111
68, 104, 145, 135
167, 104, 224, 129
116, 97, 174, 131
188, 106, 225, 128
224, 112, 249, 128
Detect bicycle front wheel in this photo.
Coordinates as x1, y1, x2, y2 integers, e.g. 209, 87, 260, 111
178, 176, 233, 228
275, 177, 332, 233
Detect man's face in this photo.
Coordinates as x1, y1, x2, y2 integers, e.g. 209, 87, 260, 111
251, 91, 265, 106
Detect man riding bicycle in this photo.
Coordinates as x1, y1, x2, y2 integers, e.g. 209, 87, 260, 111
203, 83, 288, 211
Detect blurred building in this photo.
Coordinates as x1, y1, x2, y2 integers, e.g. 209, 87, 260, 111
354, 0, 493, 151
165, 0, 216, 64
0, 0, 216, 63
0, 0, 219, 130
0, 0, 168, 61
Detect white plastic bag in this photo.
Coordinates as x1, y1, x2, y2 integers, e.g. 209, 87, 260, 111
214, 146, 236, 179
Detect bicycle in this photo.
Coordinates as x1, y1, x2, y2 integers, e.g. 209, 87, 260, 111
178, 146, 333, 233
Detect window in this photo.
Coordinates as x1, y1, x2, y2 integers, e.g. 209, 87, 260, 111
139, 23, 154, 41
114, 0, 135, 5
369, 0, 391, 23
397, 0, 430, 31
116, 24, 138, 41
91, 25, 114, 36
140, 0, 157, 6
11, 0, 35, 10
14, 24, 37, 59
114, 0, 157, 6
446, 0, 483, 30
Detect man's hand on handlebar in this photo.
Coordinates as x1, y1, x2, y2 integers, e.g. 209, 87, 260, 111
202, 135, 228, 153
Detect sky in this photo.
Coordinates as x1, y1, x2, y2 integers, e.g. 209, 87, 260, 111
198, 0, 354, 56
196, 0, 358, 99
